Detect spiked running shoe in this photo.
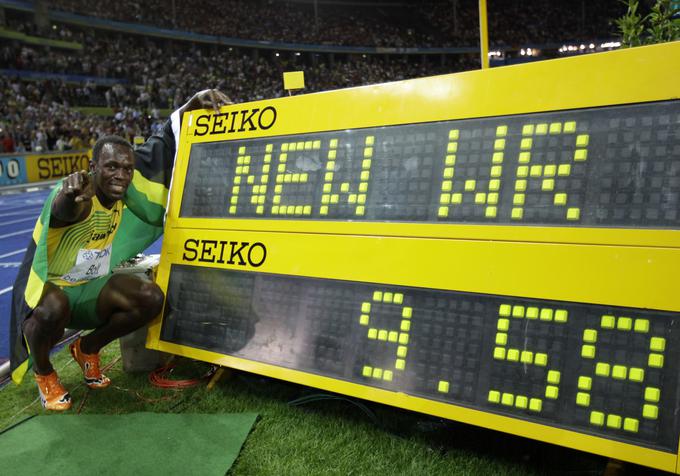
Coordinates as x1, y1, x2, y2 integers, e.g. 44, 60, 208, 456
70, 338, 111, 389
35, 371, 72, 411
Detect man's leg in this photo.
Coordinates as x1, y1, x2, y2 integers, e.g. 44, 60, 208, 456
79, 274, 164, 354
22, 282, 71, 375
21, 282, 73, 410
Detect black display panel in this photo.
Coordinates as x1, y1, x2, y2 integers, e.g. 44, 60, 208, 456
181, 101, 680, 228
161, 265, 679, 451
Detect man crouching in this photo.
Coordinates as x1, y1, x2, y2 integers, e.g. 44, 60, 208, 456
22, 136, 163, 410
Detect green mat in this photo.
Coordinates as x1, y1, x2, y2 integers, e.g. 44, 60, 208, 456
0, 412, 257, 476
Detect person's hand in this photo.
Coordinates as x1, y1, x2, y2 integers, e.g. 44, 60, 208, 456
178, 89, 232, 116
62, 170, 94, 203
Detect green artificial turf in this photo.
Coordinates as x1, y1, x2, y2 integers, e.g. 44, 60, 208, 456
0, 343, 665, 475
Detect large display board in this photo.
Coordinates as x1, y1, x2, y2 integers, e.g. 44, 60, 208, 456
148, 42, 680, 472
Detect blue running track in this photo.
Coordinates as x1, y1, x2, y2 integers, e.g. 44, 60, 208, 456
0, 187, 162, 365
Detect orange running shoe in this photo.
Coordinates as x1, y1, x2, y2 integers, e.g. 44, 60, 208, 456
69, 338, 111, 389
35, 371, 72, 411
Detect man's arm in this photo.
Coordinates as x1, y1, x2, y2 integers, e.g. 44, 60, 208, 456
50, 170, 94, 227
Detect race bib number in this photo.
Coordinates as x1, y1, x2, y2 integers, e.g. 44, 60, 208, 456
61, 245, 112, 284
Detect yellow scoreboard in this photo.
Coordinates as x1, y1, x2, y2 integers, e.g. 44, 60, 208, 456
148, 42, 680, 472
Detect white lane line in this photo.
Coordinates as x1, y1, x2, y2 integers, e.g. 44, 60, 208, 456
0, 228, 34, 239
0, 249, 26, 259
0, 208, 42, 218
0, 286, 12, 296
0, 216, 39, 227
0, 205, 44, 215
0, 262, 21, 268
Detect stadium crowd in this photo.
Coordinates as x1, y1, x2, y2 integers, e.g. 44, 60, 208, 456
0, 0, 623, 153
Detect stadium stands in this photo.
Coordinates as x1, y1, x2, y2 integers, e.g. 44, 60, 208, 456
0, 0, 624, 152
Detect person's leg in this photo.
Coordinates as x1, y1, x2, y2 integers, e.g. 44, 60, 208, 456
21, 282, 73, 410
21, 282, 71, 376
79, 274, 164, 354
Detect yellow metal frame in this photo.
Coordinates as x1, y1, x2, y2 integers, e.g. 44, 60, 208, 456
148, 42, 680, 473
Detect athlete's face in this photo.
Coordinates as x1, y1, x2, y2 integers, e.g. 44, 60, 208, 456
91, 143, 134, 207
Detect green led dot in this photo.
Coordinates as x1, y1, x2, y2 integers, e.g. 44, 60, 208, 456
522, 124, 535, 135
402, 307, 412, 319
395, 359, 406, 370
388, 331, 398, 343
492, 152, 504, 164
511, 208, 524, 220
495, 333, 508, 346
623, 418, 639, 433
494, 139, 506, 150
515, 395, 528, 409
642, 404, 658, 420
329, 139, 338, 148
529, 398, 542, 412
383, 370, 393, 382
438, 381, 449, 393
576, 392, 590, 406
542, 179, 555, 192
383, 292, 393, 303
474, 192, 487, 204
549, 122, 562, 134
398, 333, 409, 345
488, 390, 501, 403
648, 353, 664, 368
513, 194, 525, 206
557, 164, 571, 176
583, 329, 597, 343
547, 370, 560, 385
534, 353, 548, 366
361, 302, 371, 313
501, 393, 514, 406
372, 291, 382, 301
362, 366, 372, 377
590, 411, 605, 426
438, 207, 449, 218
493, 347, 506, 360
400, 320, 410, 332
372, 368, 383, 379
485, 207, 497, 218
451, 193, 462, 204
606, 414, 622, 429
539, 308, 553, 321
525, 307, 539, 319
595, 363, 610, 377
320, 206, 328, 215
328, 150, 337, 161
367, 328, 378, 340
601, 315, 615, 329
512, 306, 525, 318
612, 365, 627, 380
574, 149, 588, 161
489, 179, 500, 191
563, 121, 576, 133
490, 166, 502, 178
650, 337, 666, 352
554, 310, 568, 323
521, 138, 533, 150
566, 208, 580, 220
645, 387, 660, 403
507, 349, 520, 362
447, 142, 458, 153
520, 351, 533, 364
365, 136, 375, 146
543, 165, 557, 177
499, 304, 512, 317
359, 314, 369, 326
496, 125, 508, 137
545, 386, 559, 400
375, 329, 386, 341
393, 293, 403, 304
497, 318, 510, 331
578, 376, 592, 390
397, 346, 408, 358
448, 129, 459, 140
465, 179, 476, 191
519, 152, 531, 163
628, 368, 644, 382
617, 317, 632, 331
516, 166, 529, 178
634, 319, 649, 333
576, 134, 589, 146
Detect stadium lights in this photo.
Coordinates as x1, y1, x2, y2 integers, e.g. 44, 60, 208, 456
488, 51, 502, 57
275, 53, 280, 57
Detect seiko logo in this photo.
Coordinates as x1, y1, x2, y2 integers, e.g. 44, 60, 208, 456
192, 106, 277, 136
182, 239, 267, 268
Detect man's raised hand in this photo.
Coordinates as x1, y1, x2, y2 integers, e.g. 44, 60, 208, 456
179, 89, 232, 116
63, 170, 94, 203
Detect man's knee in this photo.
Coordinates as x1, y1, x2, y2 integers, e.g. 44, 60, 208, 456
29, 288, 70, 334
137, 281, 164, 320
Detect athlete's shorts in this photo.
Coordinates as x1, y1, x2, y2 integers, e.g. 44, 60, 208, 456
56, 274, 113, 330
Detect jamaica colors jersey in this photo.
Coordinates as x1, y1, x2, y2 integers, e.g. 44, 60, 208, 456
46, 196, 123, 286
9, 114, 182, 384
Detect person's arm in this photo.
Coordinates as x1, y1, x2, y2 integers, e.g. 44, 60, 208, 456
50, 170, 93, 227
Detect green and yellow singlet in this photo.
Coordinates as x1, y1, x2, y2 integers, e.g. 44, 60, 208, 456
46, 196, 123, 286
